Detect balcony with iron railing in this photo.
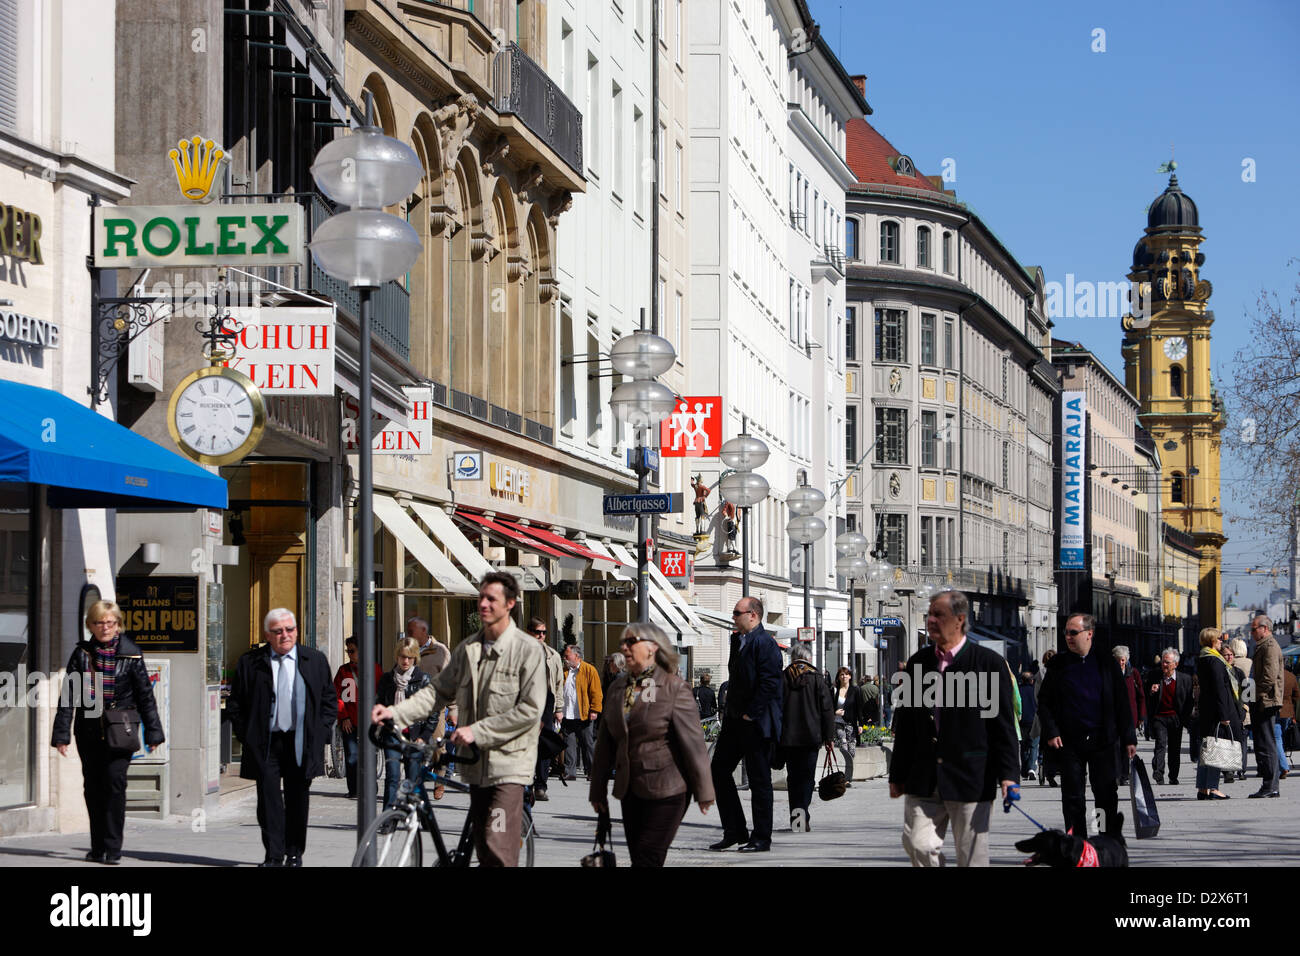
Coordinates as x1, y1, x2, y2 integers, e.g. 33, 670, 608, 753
492, 42, 583, 178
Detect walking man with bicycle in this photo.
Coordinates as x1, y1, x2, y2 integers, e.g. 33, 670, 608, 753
372, 571, 545, 866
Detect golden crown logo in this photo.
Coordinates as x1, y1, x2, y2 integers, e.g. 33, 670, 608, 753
169, 136, 226, 202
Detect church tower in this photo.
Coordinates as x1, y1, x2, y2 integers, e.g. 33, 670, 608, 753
1121, 172, 1226, 630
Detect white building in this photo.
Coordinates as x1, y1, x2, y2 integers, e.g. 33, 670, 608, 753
843, 113, 1056, 672
686, 0, 868, 676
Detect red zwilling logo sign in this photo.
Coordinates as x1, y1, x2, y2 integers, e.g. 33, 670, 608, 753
660, 396, 721, 457
660, 550, 687, 577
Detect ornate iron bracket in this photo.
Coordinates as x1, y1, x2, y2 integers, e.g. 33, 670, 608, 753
91, 295, 170, 406
196, 310, 244, 362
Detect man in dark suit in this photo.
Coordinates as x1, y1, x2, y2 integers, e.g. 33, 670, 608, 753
228, 608, 336, 867
1038, 613, 1137, 836
710, 595, 782, 852
1144, 647, 1193, 784
889, 590, 1019, 867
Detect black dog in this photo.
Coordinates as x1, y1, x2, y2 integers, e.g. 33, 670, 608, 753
1014, 813, 1129, 867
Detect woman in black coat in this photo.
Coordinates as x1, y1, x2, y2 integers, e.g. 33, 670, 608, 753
776, 644, 834, 832
1195, 629, 1242, 801
831, 667, 863, 784
51, 600, 165, 864
376, 637, 441, 809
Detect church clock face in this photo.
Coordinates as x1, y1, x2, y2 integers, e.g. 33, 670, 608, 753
1163, 336, 1188, 361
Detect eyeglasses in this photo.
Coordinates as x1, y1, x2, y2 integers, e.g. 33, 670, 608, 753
731, 609, 750, 617
531, 629, 547, 635
269, 625, 297, 636
1065, 628, 1089, 637
619, 637, 651, 649
346, 647, 358, 655
90, 619, 119, 627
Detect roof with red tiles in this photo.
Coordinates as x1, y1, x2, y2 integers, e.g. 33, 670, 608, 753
846, 117, 944, 192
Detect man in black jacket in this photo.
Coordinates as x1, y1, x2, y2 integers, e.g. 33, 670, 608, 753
228, 608, 336, 867
710, 596, 783, 853
1143, 647, 1194, 785
694, 672, 718, 719
1038, 613, 1136, 836
889, 590, 1019, 867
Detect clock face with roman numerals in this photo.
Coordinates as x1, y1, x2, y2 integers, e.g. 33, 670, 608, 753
167, 365, 266, 466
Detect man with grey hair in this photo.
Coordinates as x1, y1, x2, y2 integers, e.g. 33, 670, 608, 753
1112, 645, 1145, 786
228, 608, 336, 866
889, 590, 1019, 866
1144, 646, 1192, 785
408, 616, 450, 678
1248, 615, 1283, 797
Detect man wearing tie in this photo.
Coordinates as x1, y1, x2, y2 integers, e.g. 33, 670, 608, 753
229, 609, 336, 867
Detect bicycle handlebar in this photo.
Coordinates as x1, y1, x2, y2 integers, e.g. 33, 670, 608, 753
370, 720, 480, 766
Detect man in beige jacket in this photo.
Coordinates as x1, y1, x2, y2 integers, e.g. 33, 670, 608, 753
373, 571, 545, 865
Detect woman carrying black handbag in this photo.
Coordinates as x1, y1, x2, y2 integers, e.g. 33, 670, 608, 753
51, 600, 165, 864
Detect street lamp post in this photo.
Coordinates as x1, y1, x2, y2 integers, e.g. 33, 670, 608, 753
610, 323, 677, 624
718, 426, 769, 598
863, 557, 895, 679
835, 532, 868, 676
309, 99, 424, 853
787, 473, 826, 670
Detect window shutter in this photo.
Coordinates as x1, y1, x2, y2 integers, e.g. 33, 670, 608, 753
0, 0, 17, 132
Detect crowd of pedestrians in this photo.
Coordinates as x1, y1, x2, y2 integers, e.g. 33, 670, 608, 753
50, 572, 1294, 868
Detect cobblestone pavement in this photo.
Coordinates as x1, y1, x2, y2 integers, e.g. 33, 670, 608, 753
2, 737, 1295, 867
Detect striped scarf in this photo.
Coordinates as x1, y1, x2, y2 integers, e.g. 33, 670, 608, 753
91, 636, 120, 706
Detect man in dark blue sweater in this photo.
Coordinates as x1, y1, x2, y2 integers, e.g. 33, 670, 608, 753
1037, 613, 1136, 836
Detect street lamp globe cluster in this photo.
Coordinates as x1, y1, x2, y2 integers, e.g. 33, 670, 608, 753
836, 531, 869, 677
718, 429, 769, 596
786, 472, 826, 665
609, 327, 677, 623
307, 104, 424, 854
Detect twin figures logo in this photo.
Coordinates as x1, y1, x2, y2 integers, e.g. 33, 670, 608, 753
659, 396, 722, 457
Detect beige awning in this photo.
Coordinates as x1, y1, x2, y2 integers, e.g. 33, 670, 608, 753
407, 499, 494, 583
372, 494, 478, 596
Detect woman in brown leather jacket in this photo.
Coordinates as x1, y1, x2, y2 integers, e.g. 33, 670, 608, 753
589, 623, 715, 866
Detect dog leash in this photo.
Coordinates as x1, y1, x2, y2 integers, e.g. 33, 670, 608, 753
1002, 784, 1048, 832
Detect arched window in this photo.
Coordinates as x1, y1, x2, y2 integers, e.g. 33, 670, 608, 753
845, 218, 859, 260
943, 232, 953, 273
879, 220, 899, 264
1170, 364, 1183, 397
1170, 471, 1185, 504
917, 226, 931, 268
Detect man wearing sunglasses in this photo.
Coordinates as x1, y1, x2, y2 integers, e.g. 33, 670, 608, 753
1038, 613, 1136, 837
709, 596, 782, 853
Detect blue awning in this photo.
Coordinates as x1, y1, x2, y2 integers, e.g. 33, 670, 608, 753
0, 381, 227, 510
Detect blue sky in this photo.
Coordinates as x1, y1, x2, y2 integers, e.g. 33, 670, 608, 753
808, 0, 1300, 607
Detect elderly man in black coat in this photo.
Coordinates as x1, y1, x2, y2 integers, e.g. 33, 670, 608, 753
228, 608, 336, 867
889, 590, 1019, 867
1142, 646, 1194, 785
1038, 613, 1137, 837
710, 595, 783, 853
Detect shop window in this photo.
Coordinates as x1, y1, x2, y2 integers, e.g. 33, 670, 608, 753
0, 485, 32, 808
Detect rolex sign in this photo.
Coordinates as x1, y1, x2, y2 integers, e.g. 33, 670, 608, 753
93, 204, 305, 268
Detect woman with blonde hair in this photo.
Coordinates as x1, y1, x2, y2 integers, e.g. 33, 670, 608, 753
51, 600, 165, 863
1195, 628, 1241, 800
376, 636, 443, 809
590, 622, 715, 866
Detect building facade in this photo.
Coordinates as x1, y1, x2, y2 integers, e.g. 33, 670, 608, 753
843, 114, 1056, 672
685, 0, 867, 677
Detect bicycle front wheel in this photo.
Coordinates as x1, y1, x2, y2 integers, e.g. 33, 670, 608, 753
352, 808, 424, 867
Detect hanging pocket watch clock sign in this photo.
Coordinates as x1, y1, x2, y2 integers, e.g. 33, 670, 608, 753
167, 312, 267, 466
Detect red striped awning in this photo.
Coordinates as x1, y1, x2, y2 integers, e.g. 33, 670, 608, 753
494, 518, 625, 571
453, 510, 571, 560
